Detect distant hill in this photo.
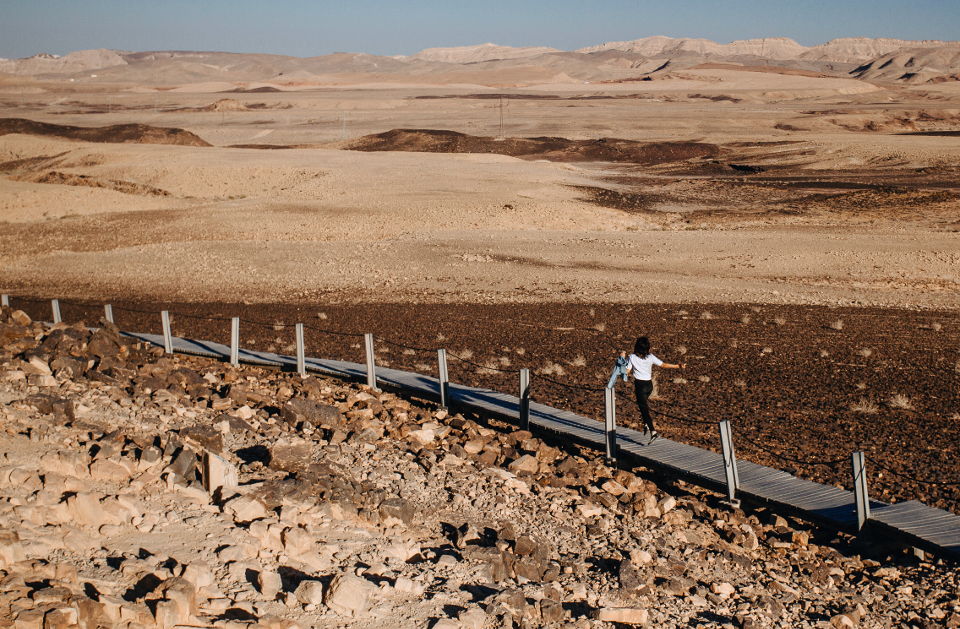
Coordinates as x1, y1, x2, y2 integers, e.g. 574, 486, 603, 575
408, 43, 561, 63
2, 36, 959, 86
851, 44, 960, 82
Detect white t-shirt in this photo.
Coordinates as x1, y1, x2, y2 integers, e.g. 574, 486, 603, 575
628, 353, 663, 381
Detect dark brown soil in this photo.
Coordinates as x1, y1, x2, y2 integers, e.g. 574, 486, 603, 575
10, 297, 960, 515
0, 117, 211, 146
344, 129, 720, 165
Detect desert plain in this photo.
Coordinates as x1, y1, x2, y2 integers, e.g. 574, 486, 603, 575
0, 39, 959, 627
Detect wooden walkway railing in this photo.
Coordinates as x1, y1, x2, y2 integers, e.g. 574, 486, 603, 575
120, 328, 959, 562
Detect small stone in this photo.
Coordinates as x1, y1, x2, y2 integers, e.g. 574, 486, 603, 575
325, 573, 373, 617
507, 454, 539, 475
223, 495, 269, 523
294, 580, 324, 606
595, 608, 649, 624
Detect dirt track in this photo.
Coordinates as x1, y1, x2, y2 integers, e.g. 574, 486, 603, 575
11, 297, 959, 515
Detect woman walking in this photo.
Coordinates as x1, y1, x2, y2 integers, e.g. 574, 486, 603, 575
626, 336, 685, 442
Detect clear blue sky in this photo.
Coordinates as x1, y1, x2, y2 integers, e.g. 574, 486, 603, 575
3, 0, 958, 59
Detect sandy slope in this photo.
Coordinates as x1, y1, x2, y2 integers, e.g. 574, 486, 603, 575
0, 70, 958, 309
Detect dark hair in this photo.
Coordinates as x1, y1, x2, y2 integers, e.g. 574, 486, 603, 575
633, 336, 650, 357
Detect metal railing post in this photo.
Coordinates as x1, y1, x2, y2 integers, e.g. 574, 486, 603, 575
1, 294, 9, 308
852, 451, 870, 531
161, 310, 173, 354
230, 317, 240, 366
364, 333, 378, 390
295, 323, 306, 376
604, 386, 618, 463
519, 368, 530, 431
104, 304, 114, 324
51, 299, 62, 324
437, 348, 449, 408
719, 420, 740, 505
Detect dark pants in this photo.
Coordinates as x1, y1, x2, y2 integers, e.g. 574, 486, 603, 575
633, 379, 655, 433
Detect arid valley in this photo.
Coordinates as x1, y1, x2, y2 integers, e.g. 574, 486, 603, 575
1, 33, 959, 628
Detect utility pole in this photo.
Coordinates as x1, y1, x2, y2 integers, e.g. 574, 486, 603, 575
498, 95, 504, 140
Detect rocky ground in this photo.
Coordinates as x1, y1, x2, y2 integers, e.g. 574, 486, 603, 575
1, 307, 959, 628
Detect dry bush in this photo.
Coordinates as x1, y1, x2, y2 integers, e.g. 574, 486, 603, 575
676, 345, 688, 355
283, 343, 295, 353
740, 314, 752, 324
515, 347, 526, 356
728, 339, 739, 348
588, 307, 596, 317
819, 349, 830, 358
498, 356, 512, 367
414, 362, 432, 372
457, 349, 474, 360
700, 311, 714, 320
350, 343, 361, 349
857, 348, 873, 358
954, 360, 960, 374
436, 333, 446, 342
316, 312, 328, 320
568, 354, 587, 368
761, 347, 773, 354
537, 362, 566, 377
950, 412, 960, 421
676, 310, 689, 316
829, 319, 844, 331
403, 349, 416, 356
751, 306, 762, 314
593, 322, 606, 332
733, 379, 747, 388
476, 359, 501, 375
773, 317, 786, 326
272, 320, 285, 331
930, 322, 943, 331
850, 398, 879, 414
698, 375, 711, 383
888, 394, 914, 410
856, 382, 868, 390
672, 377, 688, 384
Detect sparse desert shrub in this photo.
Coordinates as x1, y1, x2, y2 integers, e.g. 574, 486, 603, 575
589, 308, 596, 317
477, 359, 501, 375
930, 322, 943, 331
856, 382, 868, 390
272, 320, 285, 331
676, 345, 688, 355
537, 362, 566, 377
700, 311, 714, 320
819, 349, 830, 358
672, 377, 688, 384
403, 349, 416, 356
733, 379, 747, 388
728, 339, 739, 348
857, 348, 873, 358
829, 319, 844, 331
761, 347, 773, 354
851, 398, 879, 414
593, 322, 606, 332
457, 349, 474, 360
698, 375, 711, 383
950, 413, 960, 421
568, 354, 587, 368
498, 356, 512, 367
773, 317, 786, 326
350, 343, 361, 349
888, 394, 914, 410
414, 362, 432, 372
955, 360, 960, 374
751, 306, 762, 314
676, 310, 689, 316
515, 347, 525, 356
283, 343, 295, 353
316, 312, 328, 320
436, 333, 446, 342
740, 314, 752, 324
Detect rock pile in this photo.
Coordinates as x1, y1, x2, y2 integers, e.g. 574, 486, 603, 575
0, 306, 957, 628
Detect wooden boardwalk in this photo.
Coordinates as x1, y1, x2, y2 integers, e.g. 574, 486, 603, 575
125, 331, 960, 561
